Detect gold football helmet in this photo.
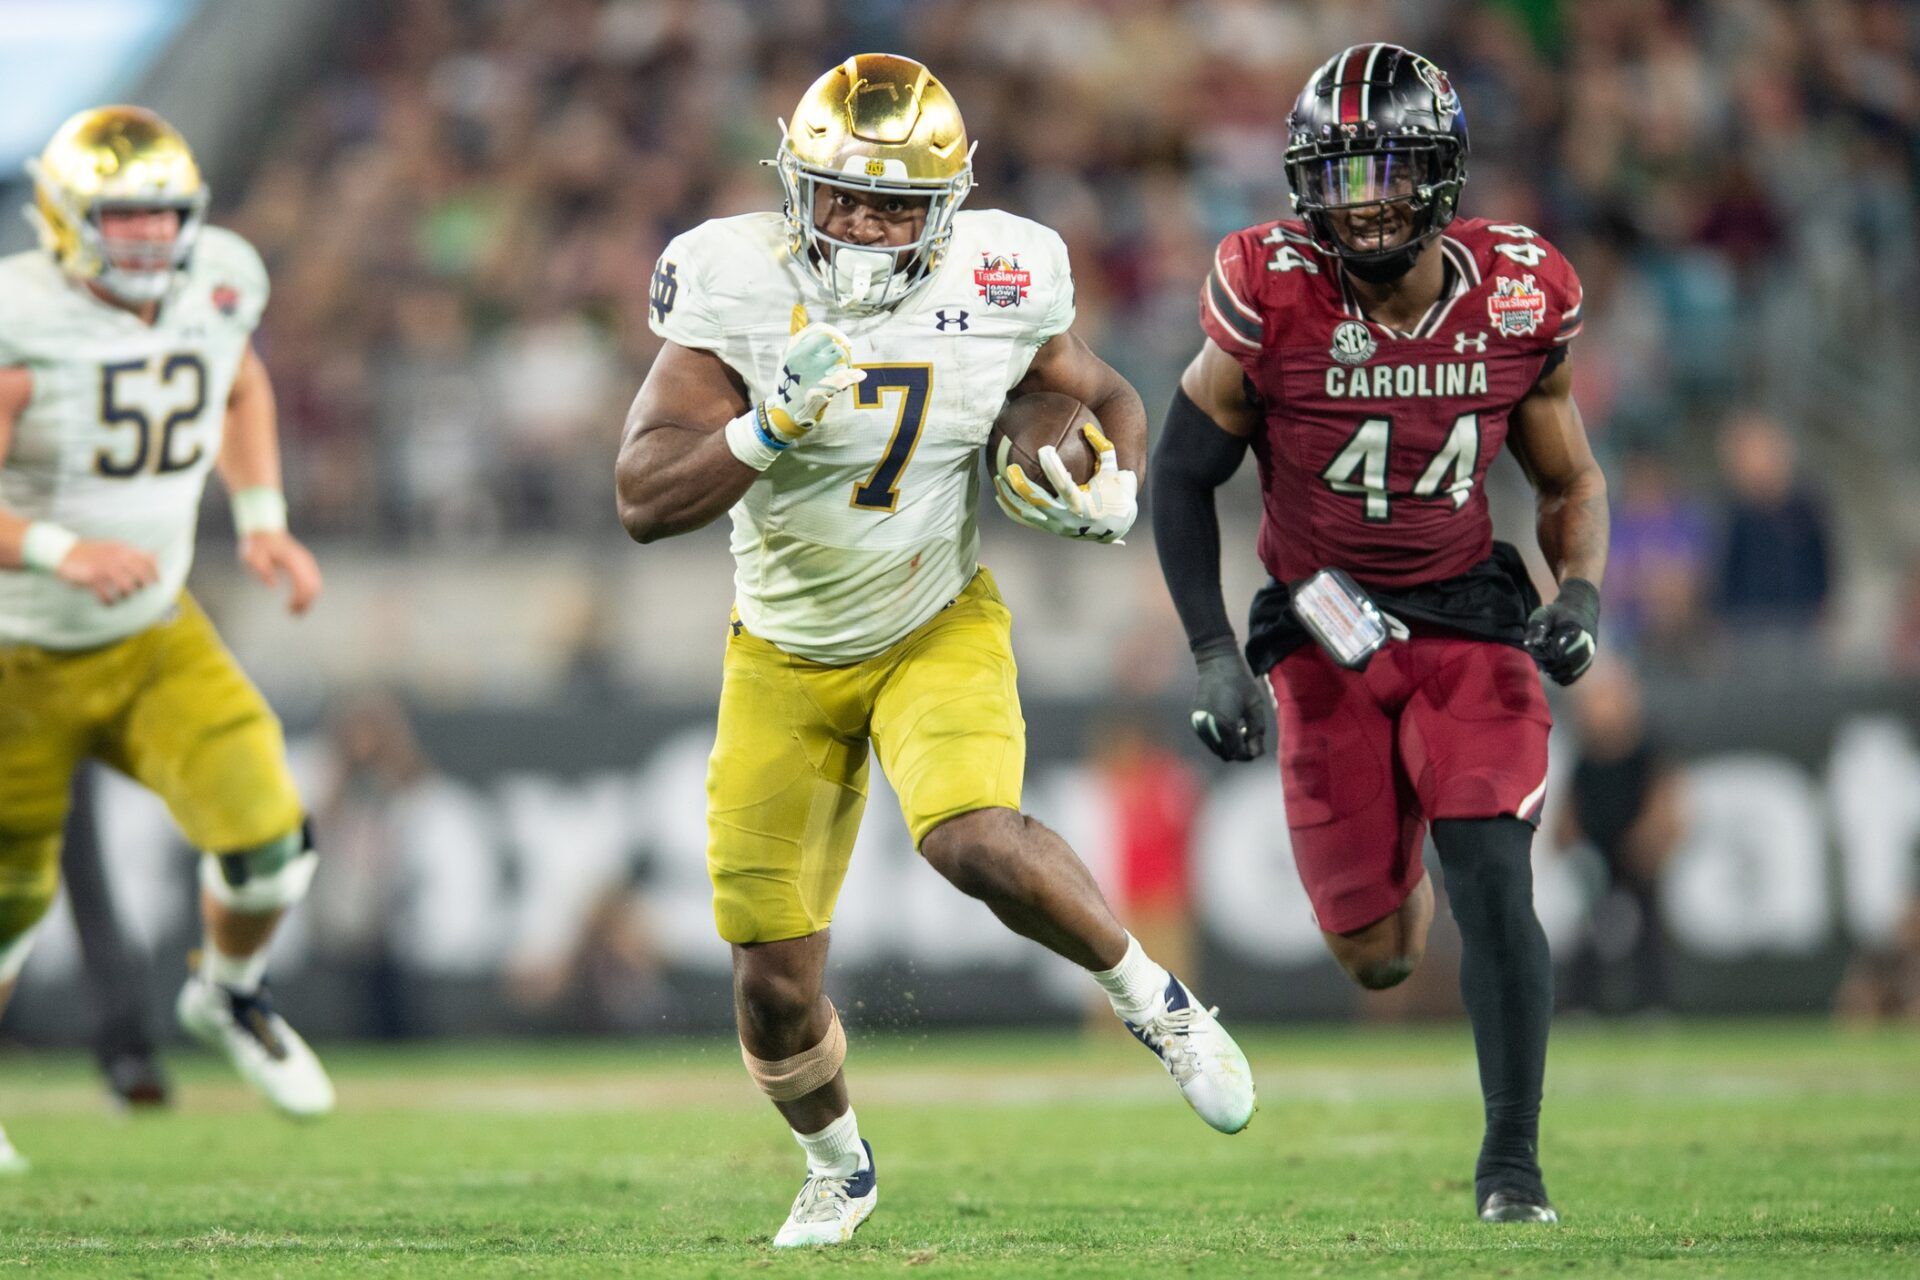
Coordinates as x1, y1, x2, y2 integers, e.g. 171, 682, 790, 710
774, 53, 974, 311
26, 105, 209, 304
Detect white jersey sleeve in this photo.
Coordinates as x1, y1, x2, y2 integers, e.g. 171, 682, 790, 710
1030, 223, 1076, 345
646, 220, 779, 378
193, 225, 271, 331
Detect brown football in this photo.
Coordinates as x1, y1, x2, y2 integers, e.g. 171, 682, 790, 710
986, 392, 1098, 498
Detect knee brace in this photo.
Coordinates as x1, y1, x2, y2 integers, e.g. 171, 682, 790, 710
741, 1003, 846, 1101
200, 821, 317, 913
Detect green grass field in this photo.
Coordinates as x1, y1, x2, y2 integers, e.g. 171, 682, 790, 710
0, 1021, 1915, 1277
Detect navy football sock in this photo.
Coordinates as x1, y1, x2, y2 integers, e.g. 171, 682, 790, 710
1432, 817, 1553, 1206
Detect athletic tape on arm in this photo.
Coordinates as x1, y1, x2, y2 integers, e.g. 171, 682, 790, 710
741, 1003, 847, 1101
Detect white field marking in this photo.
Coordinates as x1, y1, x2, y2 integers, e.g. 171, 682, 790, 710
1, 1059, 1914, 1118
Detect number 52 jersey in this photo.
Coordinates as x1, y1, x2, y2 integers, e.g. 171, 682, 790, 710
1201, 216, 1583, 591
649, 209, 1074, 665
0, 226, 268, 649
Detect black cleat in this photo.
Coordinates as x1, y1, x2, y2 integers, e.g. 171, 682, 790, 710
102, 1050, 171, 1110
1479, 1189, 1559, 1223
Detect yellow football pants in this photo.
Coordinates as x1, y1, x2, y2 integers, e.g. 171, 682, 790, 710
706, 566, 1026, 944
0, 594, 303, 944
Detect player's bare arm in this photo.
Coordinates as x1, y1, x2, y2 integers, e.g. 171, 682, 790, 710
0, 364, 159, 602
614, 341, 755, 544
1152, 339, 1269, 761
1011, 330, 1148, 478
217, 342, 320, 615
1510, 359, 1607, 588
1508, 358, 1608, 684
1179, 338, 1259, 437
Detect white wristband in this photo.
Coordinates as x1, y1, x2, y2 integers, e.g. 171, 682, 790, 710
231, 486, 288, 536
723, 405, 789, 473
21, 521, 79, 574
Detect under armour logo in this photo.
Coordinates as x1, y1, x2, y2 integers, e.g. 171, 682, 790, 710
649, 260, 679, 322
777, 365, 799, 399
1454, 330, 1489, 354
934, 309, 970, 331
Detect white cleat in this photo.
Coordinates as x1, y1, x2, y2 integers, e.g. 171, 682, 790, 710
1124, 974, 1256, 1134
771, 1140, 877, 1248
177, 975, 335, 1119
0, 1123, 28, 1175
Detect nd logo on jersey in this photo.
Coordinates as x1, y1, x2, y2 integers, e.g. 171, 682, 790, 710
650, 260, 679, 322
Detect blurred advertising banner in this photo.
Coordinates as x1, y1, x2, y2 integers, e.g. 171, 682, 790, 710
10, 678, 1917, 1041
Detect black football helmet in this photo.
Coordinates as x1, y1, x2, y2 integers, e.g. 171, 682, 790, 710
1285, 44, 1469, 283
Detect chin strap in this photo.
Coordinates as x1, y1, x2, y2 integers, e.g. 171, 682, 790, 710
1341, 236, 1430, 284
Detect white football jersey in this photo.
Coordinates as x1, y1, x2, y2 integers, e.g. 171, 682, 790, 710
0, 226, 267, 649
649, 209, 1075, 664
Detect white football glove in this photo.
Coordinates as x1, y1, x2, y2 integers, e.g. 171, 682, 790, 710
767, 323, 865, 444
993, 422, 1139, 544
727, 323, 866, 471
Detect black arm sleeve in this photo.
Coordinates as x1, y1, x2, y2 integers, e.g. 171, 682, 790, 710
1151, 386, 1253, 653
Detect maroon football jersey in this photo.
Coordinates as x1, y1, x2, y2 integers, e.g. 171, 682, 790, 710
1201, 217, 1583, 590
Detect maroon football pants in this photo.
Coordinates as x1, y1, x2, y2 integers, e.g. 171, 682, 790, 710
1267, 634, 1551, 935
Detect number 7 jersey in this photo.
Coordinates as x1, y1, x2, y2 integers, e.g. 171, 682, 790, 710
1200, 216, 1582, 590
0, 226, 268, 649
649, 209, 1074, 664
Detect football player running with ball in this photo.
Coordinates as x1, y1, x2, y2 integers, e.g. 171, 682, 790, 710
617, 55, 1254, 1247
0, 108, 333, 1170
1154, 46, 1608, 1223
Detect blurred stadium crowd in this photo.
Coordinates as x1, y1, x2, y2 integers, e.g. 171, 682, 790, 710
223, 0, 1920, 676
15, 2, 1920, 1056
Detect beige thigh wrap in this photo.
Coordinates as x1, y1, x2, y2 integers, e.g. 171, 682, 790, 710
741, 1004, 846, 1101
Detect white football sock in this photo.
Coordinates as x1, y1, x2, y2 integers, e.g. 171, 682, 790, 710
201, 938, 270, 995
1092, 933, 1171, 1023
793, 1107, 864, 1178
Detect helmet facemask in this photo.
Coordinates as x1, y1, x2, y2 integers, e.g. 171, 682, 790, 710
1290, 138, 1462, 284
775, 127, 974, 313
26, 158, 209, 305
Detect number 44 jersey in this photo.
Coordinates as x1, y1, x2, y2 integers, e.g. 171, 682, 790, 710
649, 209, 1074, 665
0, 226, 268, 649
1202, 217, 1583, 593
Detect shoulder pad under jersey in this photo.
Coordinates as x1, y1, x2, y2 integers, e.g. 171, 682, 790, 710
187, 225, 271, 332
1446, 218, 1584, 348
1201, 219, 1341, 367
947, 208, 1076, 342
648, 212, 791, 354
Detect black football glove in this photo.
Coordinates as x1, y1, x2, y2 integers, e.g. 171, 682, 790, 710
1524, 577, 1600, 686
1189, 638, 1272, 762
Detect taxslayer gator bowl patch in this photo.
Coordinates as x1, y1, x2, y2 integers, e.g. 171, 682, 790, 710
212, 283, 240, 317
974, 254, 1031, 308
1487, 273, 1547, 337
